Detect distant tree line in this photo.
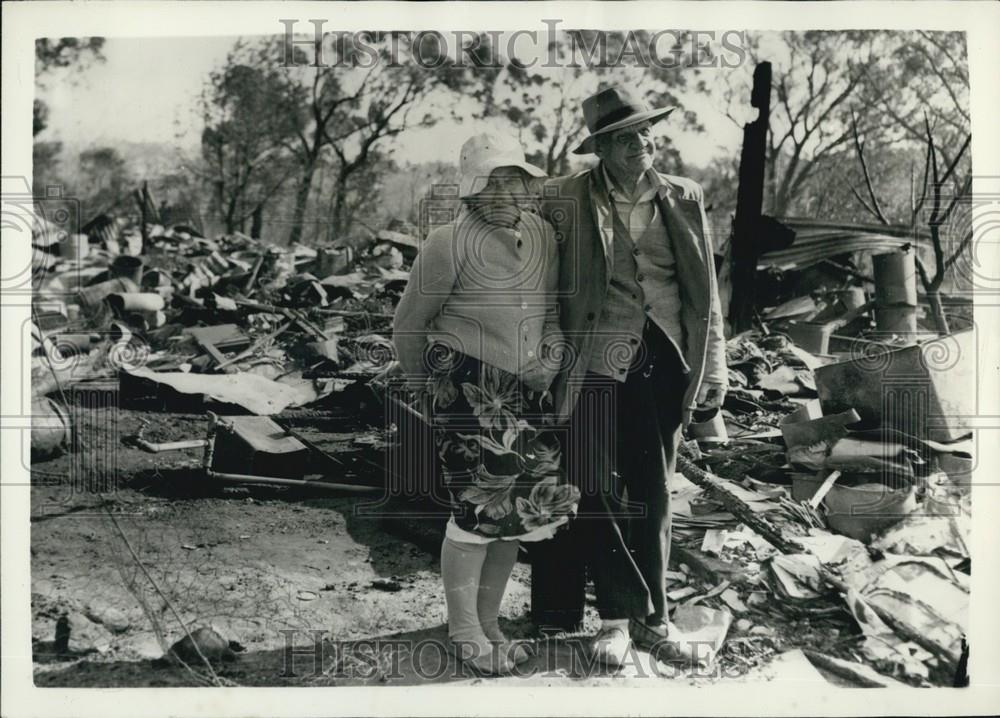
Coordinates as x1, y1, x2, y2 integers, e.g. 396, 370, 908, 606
33, 29, 970, 290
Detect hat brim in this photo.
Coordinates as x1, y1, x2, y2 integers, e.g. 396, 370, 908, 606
459, 161, 548, 199
572, 106, 676, 155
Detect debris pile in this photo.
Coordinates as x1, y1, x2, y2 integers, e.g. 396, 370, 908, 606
30, 213, 973, 687
30, 219, 408, 481
669, 325, 972, 686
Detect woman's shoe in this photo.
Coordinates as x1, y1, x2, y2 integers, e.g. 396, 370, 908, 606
448, 638, 515, 676
483, 626, 533, 665
499, 639, 533, 665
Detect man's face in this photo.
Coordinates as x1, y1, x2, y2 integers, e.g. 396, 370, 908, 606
597, 120, 655, 179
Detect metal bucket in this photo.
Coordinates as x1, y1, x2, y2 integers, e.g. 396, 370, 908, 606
792, 472, 916, 541
110, 255, 144, 284
873, 250, 917, 336
837, 286, 868, 312
688, 407, 729, 445
77, 277, 139, 310
106, 292, 165, 314
785, 321, 833, 354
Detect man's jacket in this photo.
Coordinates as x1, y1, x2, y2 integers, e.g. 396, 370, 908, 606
541, 167, 727, 426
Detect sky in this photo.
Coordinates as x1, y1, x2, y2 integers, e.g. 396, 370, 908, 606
37, 36, 746, 170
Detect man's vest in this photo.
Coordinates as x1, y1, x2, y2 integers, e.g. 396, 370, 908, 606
587, 191, 686, 380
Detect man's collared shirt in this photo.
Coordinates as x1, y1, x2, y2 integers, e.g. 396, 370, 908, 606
602, 164, 665, 240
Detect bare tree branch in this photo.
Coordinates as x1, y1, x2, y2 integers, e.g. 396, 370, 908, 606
943, 226, 974, 271
925, 113, 942, 225
914, 252, 932, 290
847, 184, 882, 223
850, 109, 890, 224
940, 174, 973, 225
912, 41, 970, 124
939, 133, 972, 187
912, 138, 933, 222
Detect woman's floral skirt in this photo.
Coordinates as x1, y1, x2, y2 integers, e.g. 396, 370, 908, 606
423, 347, 579, 540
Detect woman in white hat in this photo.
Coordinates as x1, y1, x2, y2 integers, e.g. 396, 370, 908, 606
393, 132, 579, 674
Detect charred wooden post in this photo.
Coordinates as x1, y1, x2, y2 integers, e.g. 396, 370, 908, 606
133, 180, 158, 255
729, 62, 772, 333
134, 185, 149, 254
250, 205, 263, 240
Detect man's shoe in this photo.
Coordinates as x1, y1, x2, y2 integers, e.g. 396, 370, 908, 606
632, 618, 711, 667
629, 619, 670, 652
656, 623, 717, 668
590, 624, 631, 667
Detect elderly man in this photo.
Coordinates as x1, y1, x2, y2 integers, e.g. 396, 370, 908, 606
532, 85, 728, 666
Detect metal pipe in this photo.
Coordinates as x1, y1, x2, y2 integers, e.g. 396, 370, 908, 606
134, 438, 208, 453
872, 250, 918, 337
206, 469, 380, 493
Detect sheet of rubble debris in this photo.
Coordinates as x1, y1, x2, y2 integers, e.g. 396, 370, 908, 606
29, 220, 972, 687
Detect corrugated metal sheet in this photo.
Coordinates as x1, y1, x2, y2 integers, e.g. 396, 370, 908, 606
758, 218, 926, 271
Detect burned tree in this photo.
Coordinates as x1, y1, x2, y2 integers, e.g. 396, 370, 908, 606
847, 31, 972, 335
850, 111, 971, 335
232, 32, 480, 245
728, 62, 772, 333
721, 32, 879, 217
199, 58, 300, 235
482, 31, 702, 176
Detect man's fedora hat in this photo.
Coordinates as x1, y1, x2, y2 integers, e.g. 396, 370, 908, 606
573, 85, 675, 155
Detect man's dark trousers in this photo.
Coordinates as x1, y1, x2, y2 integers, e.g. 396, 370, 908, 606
531, 321, 688, 630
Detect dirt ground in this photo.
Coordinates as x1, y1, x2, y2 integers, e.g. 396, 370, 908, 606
30, 403, 862, 688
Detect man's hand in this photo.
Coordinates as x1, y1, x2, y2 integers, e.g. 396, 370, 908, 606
520, 335, 564, 393
695, 381, 726, 410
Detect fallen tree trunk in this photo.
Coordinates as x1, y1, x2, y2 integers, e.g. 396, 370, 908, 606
676, 446, 849, 594
676, 449, 803, 555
